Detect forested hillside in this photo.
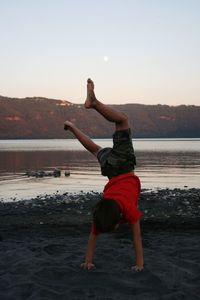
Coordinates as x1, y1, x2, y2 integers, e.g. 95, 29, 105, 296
0, 96, 199, 139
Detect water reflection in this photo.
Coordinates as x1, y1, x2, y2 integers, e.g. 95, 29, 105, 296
0, 146, 199, 201
136, 151, 200, 168
0, 151, 98, 175
0, 149, 199, 176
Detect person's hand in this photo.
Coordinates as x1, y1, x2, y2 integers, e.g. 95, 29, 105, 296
64, 121, 74, 131
131, 265, 144, 272
80, 262, 96, 270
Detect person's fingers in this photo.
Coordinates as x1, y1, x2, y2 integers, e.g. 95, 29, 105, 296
87, 263, 95, 270
131, 265, 144, 272
80, 263, 86, 269
81, 262, 95, 270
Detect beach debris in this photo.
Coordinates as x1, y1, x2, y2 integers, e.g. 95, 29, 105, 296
25, 168, 61, 178
64, 171, 70, 177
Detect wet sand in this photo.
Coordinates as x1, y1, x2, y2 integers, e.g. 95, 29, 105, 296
0, 189, 200, 300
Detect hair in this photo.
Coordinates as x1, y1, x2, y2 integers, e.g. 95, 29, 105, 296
93, 198, 121, 233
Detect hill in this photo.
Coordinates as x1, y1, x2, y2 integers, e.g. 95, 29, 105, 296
0, 96, 199, 139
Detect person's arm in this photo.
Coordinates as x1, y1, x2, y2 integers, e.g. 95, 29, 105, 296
64, 121, 101, 156
131, 220, 144, 271
80, 232, 97, 269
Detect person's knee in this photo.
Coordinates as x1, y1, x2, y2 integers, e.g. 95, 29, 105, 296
120, 113, 129, 126
121, 112, 128, 122
116, 113, 129, 130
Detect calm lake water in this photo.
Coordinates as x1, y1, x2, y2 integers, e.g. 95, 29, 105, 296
0, 139, 200, 202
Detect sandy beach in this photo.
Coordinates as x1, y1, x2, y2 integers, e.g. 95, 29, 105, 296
0, 188, 200, 300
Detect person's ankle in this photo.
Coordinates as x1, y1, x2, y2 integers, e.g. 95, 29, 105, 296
91, 98, 98, 109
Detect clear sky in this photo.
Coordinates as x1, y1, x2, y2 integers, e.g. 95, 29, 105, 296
0, 0, 200, 105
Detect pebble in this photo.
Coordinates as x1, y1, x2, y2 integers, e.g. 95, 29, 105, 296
0, 188, 199, 228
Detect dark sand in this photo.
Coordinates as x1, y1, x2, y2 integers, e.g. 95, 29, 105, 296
0, 189, 200, 300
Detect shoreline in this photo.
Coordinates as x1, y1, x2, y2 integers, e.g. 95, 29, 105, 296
0, 188, 199, 230
0, 188, 200, 299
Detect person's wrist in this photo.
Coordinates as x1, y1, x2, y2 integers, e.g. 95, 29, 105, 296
135, 260, 144, 268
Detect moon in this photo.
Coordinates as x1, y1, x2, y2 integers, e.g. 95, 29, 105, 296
103, 56, 109, 62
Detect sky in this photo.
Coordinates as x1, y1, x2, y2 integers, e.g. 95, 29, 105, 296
0, 0, 200, 105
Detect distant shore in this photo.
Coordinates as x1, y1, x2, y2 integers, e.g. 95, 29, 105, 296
1, 96, 200, 139
0, 188, 199, 299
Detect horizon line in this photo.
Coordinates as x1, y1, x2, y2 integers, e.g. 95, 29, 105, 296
0, 94, 199, 108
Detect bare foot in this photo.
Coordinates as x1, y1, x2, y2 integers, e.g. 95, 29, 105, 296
64, 121, 74, 131
84, 78, 97, 109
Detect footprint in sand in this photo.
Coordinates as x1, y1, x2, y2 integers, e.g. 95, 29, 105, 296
43, 244, 66, 255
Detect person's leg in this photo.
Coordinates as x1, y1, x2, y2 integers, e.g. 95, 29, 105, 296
64, 121, 101, 156
85, 79, 129, 131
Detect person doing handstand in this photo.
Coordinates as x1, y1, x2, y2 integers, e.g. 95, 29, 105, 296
64, 79, 144, 271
